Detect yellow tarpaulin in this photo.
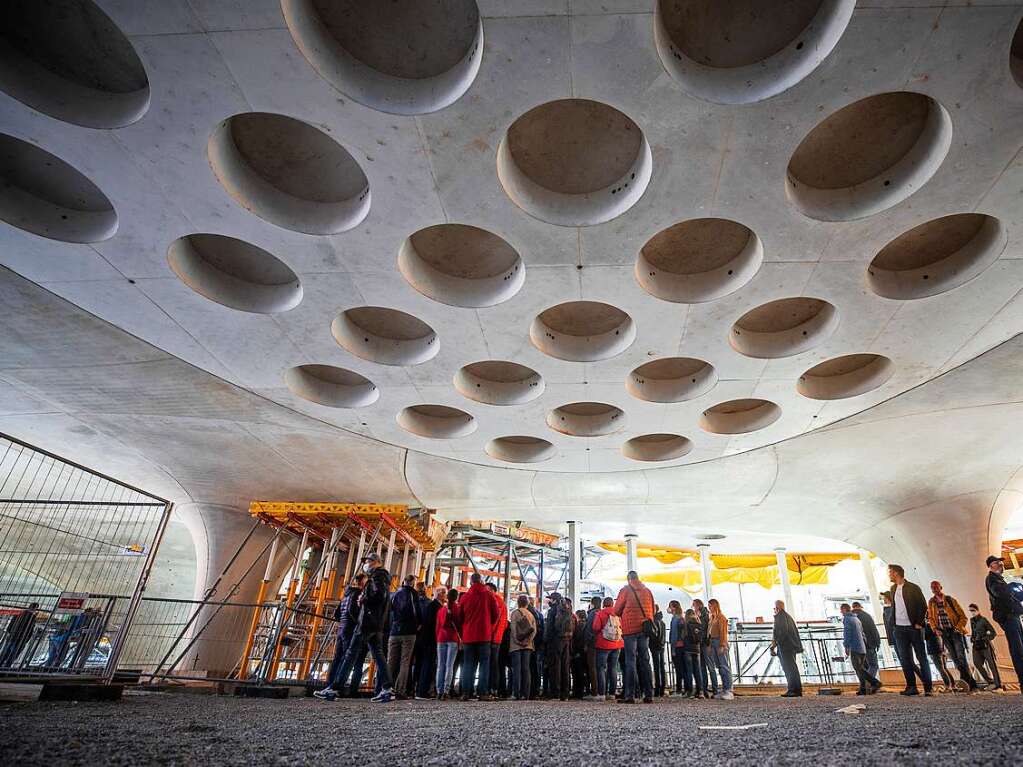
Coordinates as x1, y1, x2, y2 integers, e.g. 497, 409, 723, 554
597, 541, 701, 565
710, 553, 861, 570
643, 565, 831, 593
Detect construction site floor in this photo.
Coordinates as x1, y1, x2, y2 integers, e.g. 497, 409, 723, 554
1, 687, 1020, 765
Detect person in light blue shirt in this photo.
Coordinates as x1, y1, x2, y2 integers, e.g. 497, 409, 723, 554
841, 603, 880, 695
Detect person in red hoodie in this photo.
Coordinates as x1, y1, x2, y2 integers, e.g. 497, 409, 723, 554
486, 582, 509, 698
454, 573, 498, 701
592, 596, 624, 700
435, 589, 460, 700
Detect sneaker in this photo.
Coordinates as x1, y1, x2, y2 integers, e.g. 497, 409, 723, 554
900, 688, 919, 696
313, 688, 337, 701
720, 691, 734, 700
372, 690, 394, 703
869, 682, 882, 695
414, 695, 431, 700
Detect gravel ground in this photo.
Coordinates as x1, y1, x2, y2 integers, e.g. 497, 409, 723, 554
1, 689, 1021, 766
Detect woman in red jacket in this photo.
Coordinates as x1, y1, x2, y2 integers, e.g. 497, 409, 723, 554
592, 596, 624, 700
435, 589, 460, 700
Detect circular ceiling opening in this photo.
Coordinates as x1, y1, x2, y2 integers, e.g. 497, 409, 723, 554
454, 361, 544, 406
1012, 17, 1023, 89
0, 1, 150, 129
867, 214, 1006, 300
497, 99, 652, 227
398, 224, 524, 308
653, 0, 854, 105
786, 92, 952, 222
797, 354, 894, 400
281, 0, 483, 115
530, 301, 636, 362
636, 218, 763, 303
398, 404, 477, 439
332, 306, 438, 366
546, 402, 626, 437
627, 357, 717, 403
208, 112, 370, 235
730, 297, 838, 359
285, 364, 378, 408
0, 133, 117, 243
622, 433, 694, 463
486, 436, 556, 464
699, 398, 781, 434
167, 234, 302, 314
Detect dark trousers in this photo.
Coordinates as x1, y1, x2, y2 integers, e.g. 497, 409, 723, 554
651, 645, 666, 695
335, 628, 391, 694
510, 649, 531, 699
684, 651, 703, 694
893, 625, 932, 691
586, 645, 598, 697
416, 643, 437, 697
930, 651, 953, 687
672, 647, 686, 692
489, 641, 503, 696
939, 630, 976, 689
995, 615, 1023, 693
530, 647, 543, 699
461, 641, 490, 698
972, 642, 1001, 687
326, 627, 354, 689
850, 651, 879, 692
546, 642, 570, 699
595, 648, 620, 696
699, 643, 718, 693
778, 648, 802, 695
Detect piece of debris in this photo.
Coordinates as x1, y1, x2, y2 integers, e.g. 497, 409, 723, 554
835, 703, 867, 715
698, 723, 769, 731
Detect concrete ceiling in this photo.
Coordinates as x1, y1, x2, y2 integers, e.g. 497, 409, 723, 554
3, 2, 1023, 601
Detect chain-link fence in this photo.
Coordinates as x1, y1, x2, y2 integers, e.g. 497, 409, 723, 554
0, 433, 172, 682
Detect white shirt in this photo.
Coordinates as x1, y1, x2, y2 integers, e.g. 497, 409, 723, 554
894, 584, 911, 626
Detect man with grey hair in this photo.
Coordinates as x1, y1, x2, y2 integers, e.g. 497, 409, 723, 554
770, 600, 803, 697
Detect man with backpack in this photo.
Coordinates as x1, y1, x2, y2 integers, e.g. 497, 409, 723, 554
583, 595, 602, 701
592, 595, 623, 700
544, 592, 575, 700
985, 555, 1023, 693
612, 570, 656, 704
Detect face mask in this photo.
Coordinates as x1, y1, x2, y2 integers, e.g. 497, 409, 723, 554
362, 562, 373, 574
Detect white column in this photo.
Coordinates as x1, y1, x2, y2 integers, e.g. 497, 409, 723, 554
697, 543, 713, 602
413, 547, 423, 580
775, 547, 794, 618
625, 533, 638, 575
568, 521, 581, 607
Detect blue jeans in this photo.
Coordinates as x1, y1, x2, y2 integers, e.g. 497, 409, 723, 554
326, 626, 354, 689
335, 628, 391, 694
436, 642, 458, 695
595, 648, 620, 696
622, 633, 653, 700
684, 651, 703, 694
460, 641, 490, 698
510, 649, 531, 699
995, 615, 1023, 693
700, 644, 718, 692
710, 637, 732, 691
893, 625, 932, 691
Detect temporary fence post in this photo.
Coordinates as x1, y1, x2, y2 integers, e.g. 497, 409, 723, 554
103, 501, 174, 684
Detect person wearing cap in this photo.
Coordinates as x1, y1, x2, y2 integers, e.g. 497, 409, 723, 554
926, 580, 977, 692
329, 552, 396, 702
968, 603, 1001, 689
985, 554, 1023, 693
888, 564, 933, 696
454, 572, 499, 701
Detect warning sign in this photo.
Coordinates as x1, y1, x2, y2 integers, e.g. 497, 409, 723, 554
54, 592, 89, 614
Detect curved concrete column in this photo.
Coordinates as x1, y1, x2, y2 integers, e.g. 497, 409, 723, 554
175, 503, 295, 677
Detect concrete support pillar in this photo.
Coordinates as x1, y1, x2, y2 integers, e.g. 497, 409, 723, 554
775, 547, 794, 618
383, 529, 397, 572
177, 503, 293, 676
697, 543, 713, 602
568, 521, 581, 608
625, 533, 638, 575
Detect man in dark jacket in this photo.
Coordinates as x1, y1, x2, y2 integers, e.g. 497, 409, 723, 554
315, 574, 364, 699
888, 564, 932, 696
332, 552, 395, 702
770, 600, 803, 697
415, 585, 445, 699
985, 555, 1023, 693
544, 592, 575, 700
387, 574, 422, 698
527, 597, 545, 699
968, 602, 1001, 689
0, 602, 37, 668
692, 598, 717, 698
852, 601, 881, 680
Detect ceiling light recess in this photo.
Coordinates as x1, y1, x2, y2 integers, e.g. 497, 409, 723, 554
547, 402, 626, 437
332, 307, 438, 366
285, 364, 378, 408
699, 398, 781, 434
398, 404, 477, 439
729, 297, 838, 359
622, 433, 694, 462
530, 301, 636, 362
454, 361, 543, 406
797, 354, 893, 400
486, 436, 556, 464
627, 357, 717, 403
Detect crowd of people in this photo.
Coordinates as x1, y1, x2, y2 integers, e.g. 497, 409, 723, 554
311, 551, 1023, 703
